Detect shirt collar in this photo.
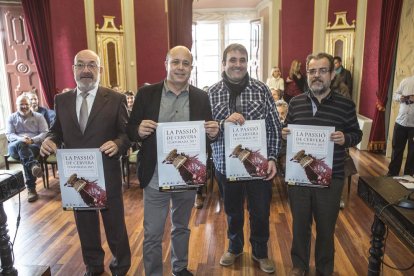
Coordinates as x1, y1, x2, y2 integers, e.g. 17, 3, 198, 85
163, 80, 189, 96
76, 86, 99, 97
306, 89, 334, 104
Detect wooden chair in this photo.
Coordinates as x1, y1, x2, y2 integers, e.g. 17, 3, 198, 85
125, 149, 140, 188
43, 153, 58, 189
3, 154, 47, 188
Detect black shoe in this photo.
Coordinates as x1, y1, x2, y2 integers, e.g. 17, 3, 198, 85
83, 271, 104, 276
172, 268, 193, 276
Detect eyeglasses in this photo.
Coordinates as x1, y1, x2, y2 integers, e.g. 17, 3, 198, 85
74, 63, 99, 71
306, 67, 331, 76
169, 59, 192, 68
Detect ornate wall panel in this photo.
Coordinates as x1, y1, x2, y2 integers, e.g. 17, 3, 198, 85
0, 5, 41, 110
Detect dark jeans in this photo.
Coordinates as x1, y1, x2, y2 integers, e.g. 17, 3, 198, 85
388, 123, 414, 176
215, 170, 272, 258
8, 140, 40, 189
288, 178, 344, 275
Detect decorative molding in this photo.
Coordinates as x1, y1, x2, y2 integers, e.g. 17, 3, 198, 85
325, 12, 355, 71
96, 16, 126, 90
193, 10, 257, 21
84, 0, 96, 52
353, 0, 368, 113
313, 0, 328, 53
121, 0, 137, 90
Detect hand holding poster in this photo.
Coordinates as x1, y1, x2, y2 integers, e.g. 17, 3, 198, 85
56, 148, 107, 210
224, 120, 268, 181
156, 121, 207, 191
286, 124, 334, 187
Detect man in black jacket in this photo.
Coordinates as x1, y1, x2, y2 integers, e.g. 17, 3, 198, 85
333, 56, 353, 97
127, 46, 218, 276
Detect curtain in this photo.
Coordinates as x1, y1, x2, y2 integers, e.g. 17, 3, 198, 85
22, 0, 56, 108
167, 0, 193, 49
368, 0, 403, 151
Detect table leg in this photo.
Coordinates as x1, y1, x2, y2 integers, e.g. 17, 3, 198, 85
368, 215, 386, 276
0, 203, 17, 276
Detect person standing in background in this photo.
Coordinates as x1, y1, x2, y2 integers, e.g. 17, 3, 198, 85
333, 56, 353, 97
284, 59, 306, 103
387, 73, 414, 176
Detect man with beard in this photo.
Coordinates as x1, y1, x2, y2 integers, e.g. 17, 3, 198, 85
282, 53, 362, 276
209, 43, 281, 274
6, 94, 47, 202
40, 50, 131, 276
26, 90, 56, 127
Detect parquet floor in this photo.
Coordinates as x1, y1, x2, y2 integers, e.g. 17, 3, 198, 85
2, 148, 414, 275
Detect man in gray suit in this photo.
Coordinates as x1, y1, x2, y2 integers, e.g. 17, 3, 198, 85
40, 49, 131, 276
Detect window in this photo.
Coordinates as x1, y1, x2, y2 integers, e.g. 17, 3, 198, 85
191, 22, 220, 89
191, 20, 253, 89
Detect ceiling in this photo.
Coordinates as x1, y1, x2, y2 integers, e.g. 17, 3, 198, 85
193, 0, 262, 9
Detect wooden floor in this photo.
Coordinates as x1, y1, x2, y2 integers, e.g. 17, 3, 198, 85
3, 148, 414, 275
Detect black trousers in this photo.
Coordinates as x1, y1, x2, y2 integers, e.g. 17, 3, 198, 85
388, 123, 414, 176
288, 178, 344, 275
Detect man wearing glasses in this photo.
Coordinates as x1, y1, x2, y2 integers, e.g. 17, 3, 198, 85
40, 50, 131, 276
6, 94, 48, 202
282, 53, 362, 276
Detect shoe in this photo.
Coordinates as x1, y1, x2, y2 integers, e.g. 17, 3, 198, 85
219, 251, 243, 266
31, 163, 43, 178
83, 270, 104, 276
252, 255, 275, 273
172, 268, 193, 276
340, 199, 345, 209
27, 188, 38, 202
194, 193, 204, 209
289, 267, 305, 276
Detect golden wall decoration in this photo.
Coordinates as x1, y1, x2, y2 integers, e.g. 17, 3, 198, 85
96, 16, 126, 90
325, 12, 355, 72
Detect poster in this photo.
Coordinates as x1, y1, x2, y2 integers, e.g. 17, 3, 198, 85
56, 148, 106, 210
156, 121, 207, 191
286, 124, 335, 187
224, 120, 268, 181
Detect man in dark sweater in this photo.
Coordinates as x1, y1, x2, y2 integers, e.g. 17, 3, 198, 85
283, 53, 362, 276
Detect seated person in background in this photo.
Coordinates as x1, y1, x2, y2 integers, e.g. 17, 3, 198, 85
26, 91, 56, 127
6, 94, 48, 202
275, 100, 288, 176
124, 90, 135, 114
266, 66, 284, 101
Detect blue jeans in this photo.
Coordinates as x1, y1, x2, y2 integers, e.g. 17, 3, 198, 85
215, 170, 272, 258
8, 140, 40, 189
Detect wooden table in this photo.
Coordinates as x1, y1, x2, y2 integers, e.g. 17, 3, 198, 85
358, 176, 414, 276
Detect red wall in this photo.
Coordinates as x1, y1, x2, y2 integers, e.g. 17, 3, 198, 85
280, 0, 314, 78
135, 0, 169, 85
94, 0, 122, 27
328, 0, 357, 25
50, 0, 87, 92
359, 0, 382, 119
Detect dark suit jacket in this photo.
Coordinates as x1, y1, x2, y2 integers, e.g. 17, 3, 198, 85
47, 86, 130, 197
127, 81, 213, 188
338, 67, 353, 96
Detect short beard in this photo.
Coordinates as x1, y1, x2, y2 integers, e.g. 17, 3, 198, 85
76, 76, 100, 92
